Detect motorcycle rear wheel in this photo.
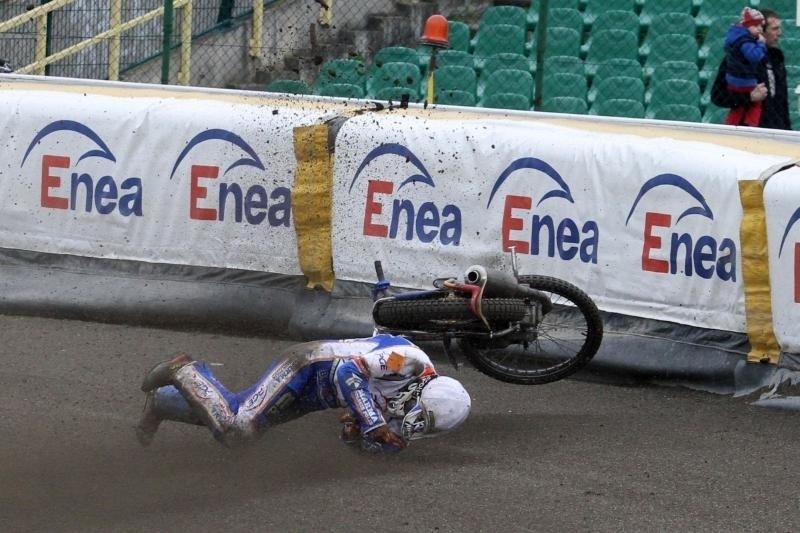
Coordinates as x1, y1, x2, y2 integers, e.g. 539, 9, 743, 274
373, 297, 526, 332
460, 275, 603, 385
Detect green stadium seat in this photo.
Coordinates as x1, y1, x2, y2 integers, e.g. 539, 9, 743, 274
643, 34, 698, 80
479, 5, 527, 29
367, 62, 421, 99
581, 10, 641, 56
590, 97, 645, 118
542, 96, 589, 114
582, 0, 637, 29
587, 58, 642, 104
471, 24, 527, 70
480, 92, 532, 110
542, 27, 582, 59
317, 83, 364, 98
478, 53, 535, 97
314, 58, 367, 91
764, 0, 796, 20
432, 65, 477, 96
480, 68, 534, 106
780, 38, 800, 62
695, 0, 755, 29
647, 78, 700, 108
548, 8, 585, 34
593, 75, 645, 105
638, 0, 694, 28
646, 60, 699, 104
436, 50, 474, 69
436, 89, 477, 106
781, 19, 800, 41
646, 103, 702, 121
482, 52, 535, 77
543, 55, 585, 76
698, 16, 737, 61
373, 46, 419, 70
527, 0, 581, 30
650, 60, 699, 84
265, 78, 311, 95
639, 12, 697, 60
448, 21, 472, 52
542, 72, 587, 101
584, 29, 640, 78
702, 104, 730, 124
699, 45, 725, 86
791, 109, 800, 131
786, 65, 800, 90
374, 86, 420, 103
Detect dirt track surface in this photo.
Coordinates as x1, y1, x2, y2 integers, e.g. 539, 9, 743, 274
2, 314, 800, 532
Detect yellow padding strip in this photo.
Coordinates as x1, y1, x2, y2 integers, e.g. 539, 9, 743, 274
739, 180, 780, 363
293, 124, 334, 291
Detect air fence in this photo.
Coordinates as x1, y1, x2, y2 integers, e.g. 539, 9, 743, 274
2, 73, 800, 399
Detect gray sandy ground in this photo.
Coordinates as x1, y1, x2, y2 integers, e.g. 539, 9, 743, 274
1, 314, 798, 532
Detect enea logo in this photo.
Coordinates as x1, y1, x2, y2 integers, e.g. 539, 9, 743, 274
777, 208, 800, 302
349, 143, 461, 244
21, 120, 142, 216
626, 174, 736, 281
170, 129, 290, 226
488, 157, 598, 263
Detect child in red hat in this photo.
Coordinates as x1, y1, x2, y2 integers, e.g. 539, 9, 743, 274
723, 7, 767, 126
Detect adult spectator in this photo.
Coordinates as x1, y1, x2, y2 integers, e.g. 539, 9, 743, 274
711, 8, 791, 129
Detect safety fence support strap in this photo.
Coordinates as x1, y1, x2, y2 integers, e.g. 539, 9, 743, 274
739, 179, 781, 364
293, 123, 336, 291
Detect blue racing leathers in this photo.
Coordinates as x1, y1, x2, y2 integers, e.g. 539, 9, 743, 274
150, 334, 436, 451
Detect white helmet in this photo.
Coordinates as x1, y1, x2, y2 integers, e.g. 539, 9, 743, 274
401, 376, 471, 441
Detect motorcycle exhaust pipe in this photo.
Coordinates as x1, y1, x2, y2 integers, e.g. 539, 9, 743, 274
465, 265, 527, 298
465, 265, 553, 314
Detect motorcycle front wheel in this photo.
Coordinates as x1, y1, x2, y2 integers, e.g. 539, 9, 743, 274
373, 297, 526, 332
460, 275, 603, 385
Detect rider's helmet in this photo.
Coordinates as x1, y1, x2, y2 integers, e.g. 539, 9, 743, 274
400, 376, 471, 441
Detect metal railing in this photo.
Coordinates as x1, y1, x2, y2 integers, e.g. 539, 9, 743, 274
0, 0, 263, 85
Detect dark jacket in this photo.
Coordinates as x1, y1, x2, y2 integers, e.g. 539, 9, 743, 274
710, 46, 792, 129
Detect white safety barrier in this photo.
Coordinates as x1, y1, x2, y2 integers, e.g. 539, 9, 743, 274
765, 167, 800, 354
0, 76, 344, 274
2, 75, 800, 361
333, 113, 789, 334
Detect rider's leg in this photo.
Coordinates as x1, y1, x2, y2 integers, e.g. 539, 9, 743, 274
134, 385, 202, 447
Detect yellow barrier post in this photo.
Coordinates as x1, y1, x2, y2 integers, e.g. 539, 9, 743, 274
178, 0, 193, 85
739, 179, 781, 364
250, 0, 264, 59
293, 124, 335, 291
109, 0, 122, 81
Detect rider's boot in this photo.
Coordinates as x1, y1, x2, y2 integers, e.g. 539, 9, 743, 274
134, 390, 161, 447
140, 352, 193, 392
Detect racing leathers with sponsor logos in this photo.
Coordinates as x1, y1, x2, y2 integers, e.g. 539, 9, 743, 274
135, 334, 471, 453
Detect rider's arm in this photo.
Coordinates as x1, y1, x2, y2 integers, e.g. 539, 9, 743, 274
335, 358, 407, 454
334, 357, 387, 434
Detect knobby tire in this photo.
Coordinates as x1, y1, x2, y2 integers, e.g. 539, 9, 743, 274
460, 275, 603, 385
373, 297, 526, 332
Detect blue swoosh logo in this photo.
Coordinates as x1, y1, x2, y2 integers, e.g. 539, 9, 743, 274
169, 128, 265, 179
625, 174, 713, 226
22, 120, 116, 166
348, 143, 435, 193
778, 206, 800, 257
486, 157, 573, 209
